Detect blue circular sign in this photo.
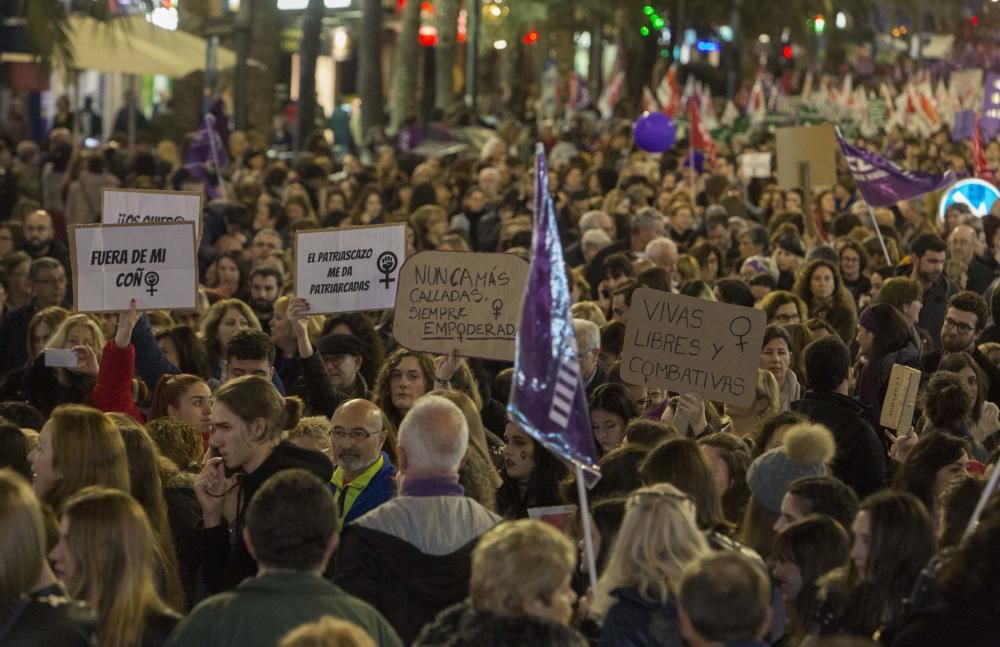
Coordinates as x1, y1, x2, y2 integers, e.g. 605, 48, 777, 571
938, 178, 1000, 220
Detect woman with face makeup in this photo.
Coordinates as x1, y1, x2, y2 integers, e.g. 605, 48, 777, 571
495, 422, 568, 520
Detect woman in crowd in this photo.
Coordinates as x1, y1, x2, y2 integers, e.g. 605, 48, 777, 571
698, 433, 752, 527
919, 372, 979, 448
496, 421, 567, 519
322, 312, 386, 387
854, 303, 921, 428
200, 298, 261, 380
589, 383, 641, 457
688, 242, 725, 283
838, 239, 871, 305
757, 291, 809, 326
759, 325, 801, 411
770, 515, 851, 646
593, 483, 711, 646
19, 313, 104, 416
724, 369, 780, 437
155, 325, 213, 381
793, 259, 857, 343
748, 410, 809, 457
28, 403, 130, 512
147, 374, 214, 444
374, 349, 435, 429
205, 250, 250, 302
49, 487, 181, 646
0, 469, 96, 645
578, 497, 627, 581
816, 490, 935, 639
270, 295, 323, 390
892, 432, 970, 525
937, 352, 998, 448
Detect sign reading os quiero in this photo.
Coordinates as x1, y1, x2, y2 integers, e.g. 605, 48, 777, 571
393, 251, 529, 361
620, 288, 766, 406
70, 222, 198, 312
294, 223, 407, 314
101, 188, 203, 241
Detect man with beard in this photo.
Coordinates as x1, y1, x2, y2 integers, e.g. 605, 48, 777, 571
329, 398, 396, 525
23, 210, 70, 273
0, 257, 69, 372
906, 233, 956, 349
248, 266, 283, 333
922, 291, 1000, 405
948, 224, 995, 294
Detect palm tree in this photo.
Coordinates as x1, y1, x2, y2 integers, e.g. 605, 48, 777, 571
359, 0, 386, 138
295, 0, 326, 150
434, 0, 461, 113
390, 0, 421, 132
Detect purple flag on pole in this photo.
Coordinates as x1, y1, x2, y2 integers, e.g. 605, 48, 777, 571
836, 130, 955, 208
507, 144, 600, 476
183, 114, 230, 200
982, 72, 1000, 140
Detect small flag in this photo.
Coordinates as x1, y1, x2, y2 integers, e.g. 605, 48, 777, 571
183, 113, 229, 200
688, 97, 717, 170
836, 129, 956, 207
973, 112, 996, 184
507, 144, 600, 476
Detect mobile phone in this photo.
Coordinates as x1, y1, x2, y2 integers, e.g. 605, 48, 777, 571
44, 348, 79, 368
210, 447, 237, 479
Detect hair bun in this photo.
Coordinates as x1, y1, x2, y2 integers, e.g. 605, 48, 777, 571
784, 423, 836, 466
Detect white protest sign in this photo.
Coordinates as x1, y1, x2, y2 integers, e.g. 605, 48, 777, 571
101, 188, 203, 242
740, 152, 773, 179
620, 287, 766, 406
295, 223, 407, 314
70, 222, 198, 313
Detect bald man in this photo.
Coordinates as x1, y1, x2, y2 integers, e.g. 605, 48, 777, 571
948, 224, 995, 294
330, 399, 397, 525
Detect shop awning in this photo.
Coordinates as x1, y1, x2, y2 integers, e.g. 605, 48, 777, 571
62, 14, 238, 77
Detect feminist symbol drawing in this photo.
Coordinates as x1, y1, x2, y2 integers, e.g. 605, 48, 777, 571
377, 251, 398, 289
144, 271, 160, 296
730, 316, 751, 351
492, 298, 504, 320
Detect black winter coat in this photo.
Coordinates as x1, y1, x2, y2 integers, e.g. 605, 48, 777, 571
597, 587, 684, 647
414, 601, 587, 647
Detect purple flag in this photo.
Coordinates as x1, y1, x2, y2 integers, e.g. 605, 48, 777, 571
982, 73, 1000, 140
183, 114, 229, 200
837, 130, 955, 208
953, 110, 976, 142
507, 144, 600, 476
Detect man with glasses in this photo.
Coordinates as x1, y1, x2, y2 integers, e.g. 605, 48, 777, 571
329, 398, 396, 525
922, 290, 1000, 405
0, 256, 69, 372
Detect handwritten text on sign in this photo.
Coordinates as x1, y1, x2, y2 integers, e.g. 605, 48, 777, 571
393, 251, 529, 361
294, 223, 407, 314
70, 222, 198, 313
101, 188, 203, 241
620, 288, 766, 406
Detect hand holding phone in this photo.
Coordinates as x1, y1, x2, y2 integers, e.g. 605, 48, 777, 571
44, 348, 79, 368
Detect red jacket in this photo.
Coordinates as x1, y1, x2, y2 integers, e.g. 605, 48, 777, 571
91, 340, 144, 422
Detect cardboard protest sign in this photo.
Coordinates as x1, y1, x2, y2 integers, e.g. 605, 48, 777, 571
392, 251, 529, 361
527, 505, 578, 536
294, 223, 407, 314
70, 222, 198, 312
101, 188, 203, 241
620, 288, 766, 406
776, 123, 837, 190
880, 364, 921, 432
740, 152, 772, 179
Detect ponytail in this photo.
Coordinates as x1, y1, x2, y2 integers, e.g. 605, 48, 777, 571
281, 395, 304, 431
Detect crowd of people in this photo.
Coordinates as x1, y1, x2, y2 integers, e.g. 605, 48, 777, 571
1, 92, 1000, 647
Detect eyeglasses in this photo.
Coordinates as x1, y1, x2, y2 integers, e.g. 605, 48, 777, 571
332, 429, 382, 442
943, 317, 975, 335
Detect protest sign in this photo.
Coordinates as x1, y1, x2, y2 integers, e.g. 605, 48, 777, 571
70, 222, 197, 312
294, 223, 407, 314
951, 69, 983, 108
527, 505, 578, 536
880, 364, 921, 432
620, 288, 766, 406
982, 72, 1000, 139
740, 152, 772, 179
101, 188, 203, 242
393, 251, 529, 361
776, 123, 837, 190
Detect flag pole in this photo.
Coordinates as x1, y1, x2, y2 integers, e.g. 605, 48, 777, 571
961, 455, 1000, 543
205, 113, 228, 200
867, 206, 892, 266
575, 463, 599, 594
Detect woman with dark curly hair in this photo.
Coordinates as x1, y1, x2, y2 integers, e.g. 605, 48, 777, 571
495, 421, 568, 519
205, 250, 250, 302
373, 348, 435, 430
892, 431, 970, 522
793, 259, 857, 343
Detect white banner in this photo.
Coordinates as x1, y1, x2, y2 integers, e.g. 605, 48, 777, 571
101, 188, 203, 241
294, 223, 407, 314
70, 222, 198, 313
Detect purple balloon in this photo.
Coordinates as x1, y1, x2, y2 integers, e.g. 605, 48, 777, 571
633, 112, 676, 152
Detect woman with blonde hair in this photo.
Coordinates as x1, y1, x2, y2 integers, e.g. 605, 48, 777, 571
271, 294, 323, 389
28, 404, 130, 512
724, 369, 781, 437
0, 469, 96, 644
49, 487, 180, 646
594, 483, 711, 645
19, 313, 106, 416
